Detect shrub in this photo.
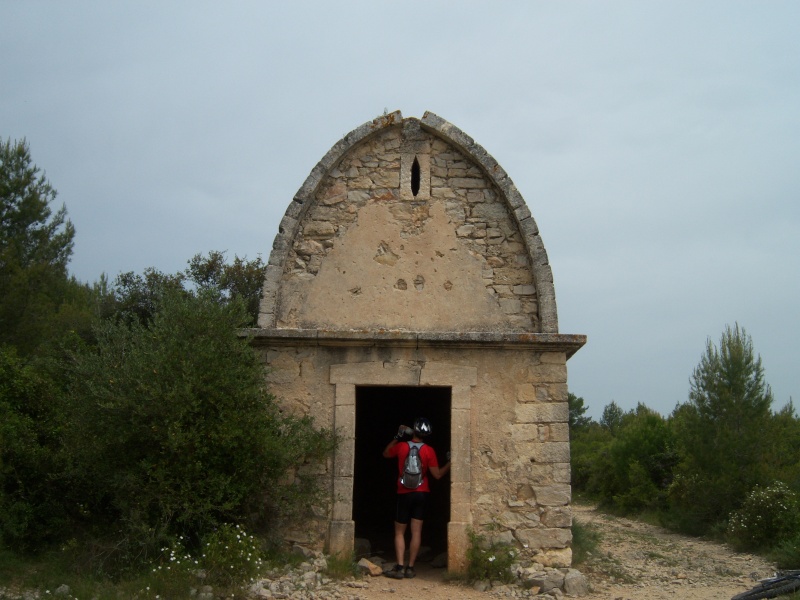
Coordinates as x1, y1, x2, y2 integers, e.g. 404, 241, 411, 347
728, 482, 800, 551
466, 530, 517, 584
769, 535, 800, 569
58, 289, 334, 570
0, 347, 69, 551
199, 524, 264, 587
149, 524, 264, 593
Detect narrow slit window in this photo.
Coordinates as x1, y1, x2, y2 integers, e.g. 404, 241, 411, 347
411, 156, 421, 197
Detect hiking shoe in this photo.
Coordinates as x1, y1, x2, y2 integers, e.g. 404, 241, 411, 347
404, 566, 416, 579
385, 564, 405, 579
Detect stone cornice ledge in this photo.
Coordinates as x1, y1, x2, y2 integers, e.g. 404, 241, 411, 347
241, 328, 586, 358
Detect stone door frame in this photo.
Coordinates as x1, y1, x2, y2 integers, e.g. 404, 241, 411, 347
328, 360, 477, 572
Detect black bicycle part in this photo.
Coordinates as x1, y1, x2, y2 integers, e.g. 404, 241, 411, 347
732, 572, 800, 600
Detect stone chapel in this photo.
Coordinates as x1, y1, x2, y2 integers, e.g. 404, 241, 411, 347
248, 111, 586, 572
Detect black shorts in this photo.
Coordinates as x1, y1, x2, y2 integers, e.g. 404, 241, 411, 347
395, 492, 428, 524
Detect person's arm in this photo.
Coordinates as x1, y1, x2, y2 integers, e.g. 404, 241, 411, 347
428, 448, 450, 479
429, 461, 450, 479
383, 425, 410, 458
383, 438, 399, 458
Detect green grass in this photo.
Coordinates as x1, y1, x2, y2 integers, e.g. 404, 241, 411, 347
324, 552, 360, 580
571, 519, 601, 566
0, 547, 198, 599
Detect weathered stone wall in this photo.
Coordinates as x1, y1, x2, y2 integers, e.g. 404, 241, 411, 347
252, 111, 585, 571
252, 338, 574, 567
276, 120, 539, 332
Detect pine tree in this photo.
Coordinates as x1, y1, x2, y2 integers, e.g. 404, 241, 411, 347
0, 139, 75, 354
672, 324, 773, 528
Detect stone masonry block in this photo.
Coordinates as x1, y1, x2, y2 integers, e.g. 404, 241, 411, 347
278, 213, 298, 236
527, 363, 567, 383
541, 506, 572, 528
420, 363, 477, 387
450, 502, 471, 524
534, 484, 571, 506
330, 362, 420, 385
334, 403, 355, 435
516, 383, 537, 403
448, 521, 471, 574
517, 441, 570, 464
548, 423, 570, 442
540, 352, 567, 364
451, 385, 472, 410
334, 438, 355, 478
536, 383, 568, 403
451, 408, 471, 483
538, 547, 572, 568
335, 383, 355, 406
553, 463, 571, 483
332, 477, 353, 521
515, 527, 572, 550
514, 204, 532, 222
515, 402, 568, 424
327, 520, 355, 558
515, 440, 569, 464
451, 481, 471, 506
510, 424, 538, 443
258, 293, 276, 318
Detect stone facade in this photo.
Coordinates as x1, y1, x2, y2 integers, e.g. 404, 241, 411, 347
249, 112, 585, 572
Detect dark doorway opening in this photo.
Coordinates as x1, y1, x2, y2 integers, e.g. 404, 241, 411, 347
354, 386, 451, 561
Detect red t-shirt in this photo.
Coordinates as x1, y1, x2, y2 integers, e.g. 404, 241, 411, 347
388, 441, 439, 494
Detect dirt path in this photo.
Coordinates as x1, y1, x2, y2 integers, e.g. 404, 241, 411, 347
342, 504, 776, 599
573, 503, 775, 600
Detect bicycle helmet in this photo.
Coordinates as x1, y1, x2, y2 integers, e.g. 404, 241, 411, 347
413, 417, 432, 438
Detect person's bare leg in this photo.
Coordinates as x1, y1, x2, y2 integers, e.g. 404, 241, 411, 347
394, 521, 407, 566
408, 518, 423, 567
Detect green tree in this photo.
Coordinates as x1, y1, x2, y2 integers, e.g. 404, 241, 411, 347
0, 138, 75, 355
60, 288, 333, 568
570, 421, 613, 496
568, 392, 593, 431
185, 250, 267, 325
600, 401, 624, 434
0, 346, 69, 550
765, 400, 800, 491
670, 324, 773, 531
112, 267, 186, 326
603, 405, 677, 512
111, 252, 267, 328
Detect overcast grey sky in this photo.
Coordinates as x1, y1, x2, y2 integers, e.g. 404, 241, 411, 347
3, 1, 798, 419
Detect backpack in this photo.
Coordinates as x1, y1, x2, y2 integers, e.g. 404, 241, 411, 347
400, 442, 424, 489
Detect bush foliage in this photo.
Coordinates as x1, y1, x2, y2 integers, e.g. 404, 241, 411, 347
57, 289, 333, 566
571, 325, 800, 561
1, 140, 334, 583
466, 530, 517, 584
728, 482, 800, 551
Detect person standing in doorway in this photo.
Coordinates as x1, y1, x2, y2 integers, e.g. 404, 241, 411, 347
382, 417, 450, 579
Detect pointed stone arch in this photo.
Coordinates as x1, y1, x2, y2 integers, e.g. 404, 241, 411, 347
258, 111, 558, 334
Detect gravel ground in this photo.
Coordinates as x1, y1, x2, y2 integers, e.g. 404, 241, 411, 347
322, 503, 778, 600
573, 503, 776, 600
0, 504, 779, 599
